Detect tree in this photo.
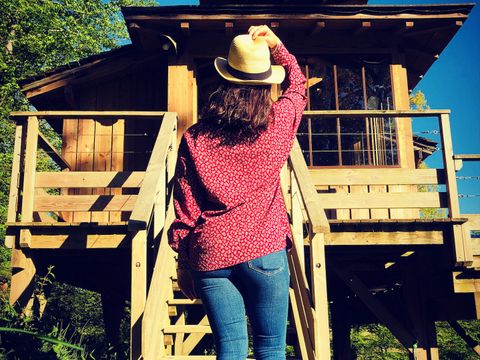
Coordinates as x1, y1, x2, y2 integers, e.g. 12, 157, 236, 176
0, 1, 155, 358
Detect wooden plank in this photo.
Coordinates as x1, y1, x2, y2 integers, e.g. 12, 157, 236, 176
37, 130, 70, 170
291, 172, 305, 267
390, 53, 417, 220
440, 114, 472, 266
5, 121, 24, 248
309, 168, 445, 186
9, 249, 36, 306
11, 111, 166, 117
350, 185, 370, 219
464, 214, 480, 230
130, 229, 147, 360
129, 113, 176, 231
19, 116, 39, 248
181, 316, 210, 355
34, 195, 137, 211
453, 154, 480, 160
110, 118, 125, 222
74, 118, 95, 222
370, 185, 389, 219
164, 325, 212, 334
92, 118, 113, 222
289, 288, 315, 360
324, 230, 444, 245
167, 299, 203, 305
61, 117, 79, 222
35, 171, 144, 188
317, 192, 447, 209
168, 59, 197, 141
30, 234, 129, 249
301, 109, 450, 117
125, 13, 468, 21
142, 196, 176, 359
290, 140, 330, 233
310, 234, 331, 360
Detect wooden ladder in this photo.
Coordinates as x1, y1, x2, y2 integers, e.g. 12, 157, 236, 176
140, 139, 331, 359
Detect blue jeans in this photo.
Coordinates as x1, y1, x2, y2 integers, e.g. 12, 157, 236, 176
192, 249, 290, 360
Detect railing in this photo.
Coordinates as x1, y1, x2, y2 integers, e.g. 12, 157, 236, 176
296, 109, 476, 266
128, 112, 178, 360
6, 111, 178, 360
280, 139, 331, 360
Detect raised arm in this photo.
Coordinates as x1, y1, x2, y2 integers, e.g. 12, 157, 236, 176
271, 42, 307, 133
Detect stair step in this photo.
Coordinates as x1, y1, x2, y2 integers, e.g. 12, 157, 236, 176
164, 325, 212, 334
161, 357, 217, 359
168, 299, 203, 305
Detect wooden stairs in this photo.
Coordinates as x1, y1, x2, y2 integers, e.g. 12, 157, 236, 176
5, 110, 480, 360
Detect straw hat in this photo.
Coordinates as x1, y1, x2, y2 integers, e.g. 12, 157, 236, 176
214, 34, 285, 85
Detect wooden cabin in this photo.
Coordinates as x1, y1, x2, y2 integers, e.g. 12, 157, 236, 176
6, 0, 480, 359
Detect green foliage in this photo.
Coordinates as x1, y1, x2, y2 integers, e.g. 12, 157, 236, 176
409, 90, 430, 111
0, 1, 153, 358
351, 324, 409, 359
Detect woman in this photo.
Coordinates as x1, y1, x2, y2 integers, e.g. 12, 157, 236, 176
167, 25, 307, 360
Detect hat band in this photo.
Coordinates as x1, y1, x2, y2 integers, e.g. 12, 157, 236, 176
227, 63, 272, 81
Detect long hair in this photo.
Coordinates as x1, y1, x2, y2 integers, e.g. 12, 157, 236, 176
197, 80, 273, 145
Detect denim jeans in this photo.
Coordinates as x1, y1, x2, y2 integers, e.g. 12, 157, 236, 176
192, 249, 290, 360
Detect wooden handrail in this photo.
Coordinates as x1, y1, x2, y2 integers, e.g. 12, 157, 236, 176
453, 154, 480, 161
128, 112, 177, 231
10, 111, 166, 118
302, 109, 450, 117
289, 139, 330, 233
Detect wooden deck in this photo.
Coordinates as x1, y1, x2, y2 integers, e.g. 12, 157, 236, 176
5, 110, 480, 359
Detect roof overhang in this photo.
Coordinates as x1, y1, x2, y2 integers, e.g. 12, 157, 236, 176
122, 3, 474, 89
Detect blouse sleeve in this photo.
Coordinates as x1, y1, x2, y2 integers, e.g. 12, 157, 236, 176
167, 136, 203, 269
270, 42, 307, 139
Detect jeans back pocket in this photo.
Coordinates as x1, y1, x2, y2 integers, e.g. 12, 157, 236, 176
247, 249, 286, 276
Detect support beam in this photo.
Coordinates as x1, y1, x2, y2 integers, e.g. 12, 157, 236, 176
130, 229, 147, 360
332, 260, 416, 352
20, 116, 39, 248
448, 321, 480, 356
310, 234, 331, 359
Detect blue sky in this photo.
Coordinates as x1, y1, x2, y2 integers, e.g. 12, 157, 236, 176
156, 0, 479, 214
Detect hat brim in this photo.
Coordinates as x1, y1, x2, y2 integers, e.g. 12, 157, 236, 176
214, 57, 285, 85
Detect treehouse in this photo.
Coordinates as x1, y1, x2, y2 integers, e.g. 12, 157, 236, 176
6, 0, 480, 359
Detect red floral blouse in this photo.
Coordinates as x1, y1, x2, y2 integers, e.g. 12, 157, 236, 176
167, 42, 307, 271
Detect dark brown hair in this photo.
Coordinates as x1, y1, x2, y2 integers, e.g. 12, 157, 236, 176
197, 80, 273, 145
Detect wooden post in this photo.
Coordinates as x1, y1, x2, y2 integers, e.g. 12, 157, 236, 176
19, 116, 39, 248
130, 229, 147, 360
6, 119, 24, 248
331, 300, 352, 360
291, 172, 305, 267
439, 113, 473, 266
7, 118, 36, 308
402, 253, 439, 360
310, 233, 331, 359
390, 54, 418, 219
168, 57, 197, 141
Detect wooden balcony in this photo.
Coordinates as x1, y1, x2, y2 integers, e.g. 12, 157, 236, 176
5, 109, 480, 360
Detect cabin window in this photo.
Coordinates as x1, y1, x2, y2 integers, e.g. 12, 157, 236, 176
297, 55, 399, 167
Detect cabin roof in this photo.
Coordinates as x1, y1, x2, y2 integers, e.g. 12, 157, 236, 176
122, 3, 474, 90
19, 3, 474, 96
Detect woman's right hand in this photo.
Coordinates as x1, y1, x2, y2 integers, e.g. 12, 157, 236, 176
177, 268, 197, 300
248, 25, 281, 49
